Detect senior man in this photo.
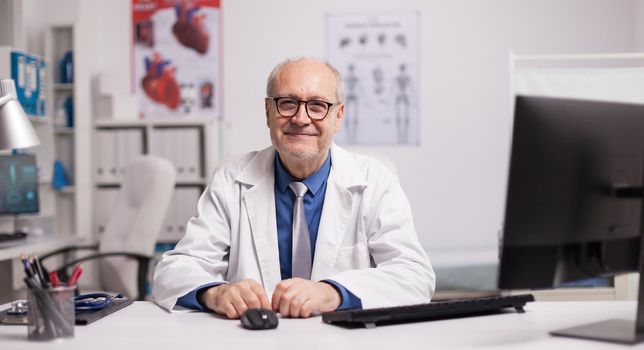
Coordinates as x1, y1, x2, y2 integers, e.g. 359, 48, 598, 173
153, 57, 435, 318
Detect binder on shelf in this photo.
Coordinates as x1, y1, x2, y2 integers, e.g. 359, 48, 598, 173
116, 129, 144, 181
116, 130, 128, 181
149, 127, 204, 183
170, 130, 185, 180
94, 131, 104, 182
95, 188, 119, 236
158, 190, 180, 242
96, 129, 144, 184
150, 128, 171, 170
177, 187, 200, 234
178, 128, 202, 182
157, 187, 200, 242
175, 189, 188, 234
95, 130, 116, 183
128, 129, 144, 163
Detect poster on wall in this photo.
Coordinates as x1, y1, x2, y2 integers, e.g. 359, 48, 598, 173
0, 48, 47, 117
132, 0, 220, 119
327, 12, 420, 145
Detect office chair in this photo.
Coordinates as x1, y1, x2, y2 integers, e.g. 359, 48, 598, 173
40, 155, 176, 300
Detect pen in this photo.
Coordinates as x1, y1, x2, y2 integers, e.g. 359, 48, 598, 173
68, 264, 83, 286
33, 255, 49, 284
21, 256, 34, 278
29, 262, 43, 287
49, 271, 61, 288
23, 276, 41, 290
31, 256, 48, 288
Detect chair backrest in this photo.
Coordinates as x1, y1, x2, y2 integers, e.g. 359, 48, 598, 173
98, 155, 176, 298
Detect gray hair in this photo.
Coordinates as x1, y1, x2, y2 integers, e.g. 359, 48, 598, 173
266, 57, 345, 103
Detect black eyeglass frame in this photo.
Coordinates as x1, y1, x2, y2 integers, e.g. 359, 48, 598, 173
268, 96, 339, 120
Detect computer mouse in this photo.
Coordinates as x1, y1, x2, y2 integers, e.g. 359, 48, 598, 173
240, 308, 278, 330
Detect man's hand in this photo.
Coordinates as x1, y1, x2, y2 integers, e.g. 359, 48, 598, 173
271, 278, 341, 318
199, 279, 271, 319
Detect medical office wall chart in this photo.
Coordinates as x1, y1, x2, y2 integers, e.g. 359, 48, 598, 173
327, 12, 420, 145
132, 0, 221, 119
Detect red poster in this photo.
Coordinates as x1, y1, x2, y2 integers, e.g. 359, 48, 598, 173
132, 0, 221, 118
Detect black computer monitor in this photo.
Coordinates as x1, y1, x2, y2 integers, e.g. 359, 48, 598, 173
0, 154, 39, 214
498, 95, 644, 344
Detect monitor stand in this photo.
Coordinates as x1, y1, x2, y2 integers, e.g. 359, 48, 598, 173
0, 215, 27, 241
0, 231, 27, 242
551, 271, 644, 344
551, 319, 644, 345
551, 185, 644, 344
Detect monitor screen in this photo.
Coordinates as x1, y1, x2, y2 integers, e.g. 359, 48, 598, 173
0, 154, 39, 214
498, 96, 644, 290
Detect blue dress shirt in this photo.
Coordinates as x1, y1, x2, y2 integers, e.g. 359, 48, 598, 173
177, 151, 362, 311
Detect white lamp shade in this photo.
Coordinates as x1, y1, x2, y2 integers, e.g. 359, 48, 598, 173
0, 79, 40, 150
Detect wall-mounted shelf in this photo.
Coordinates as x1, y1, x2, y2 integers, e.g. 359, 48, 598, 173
38, 177, 52, 185
54, 127, 75, 135
53, 83, 73, 91
28, 116, 51, 124
176, 178, 208, 186
96, 178, 207, 187
56, 186, 76, 194
94, 118, 215, 128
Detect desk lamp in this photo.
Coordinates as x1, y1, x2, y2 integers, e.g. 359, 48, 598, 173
0, 79, 40, 150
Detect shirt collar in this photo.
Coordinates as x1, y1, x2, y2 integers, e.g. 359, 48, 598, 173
274, 151, 332, 195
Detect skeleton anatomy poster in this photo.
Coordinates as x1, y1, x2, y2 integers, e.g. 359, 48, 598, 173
327, 12, 420, 145
132, 0, 220, 118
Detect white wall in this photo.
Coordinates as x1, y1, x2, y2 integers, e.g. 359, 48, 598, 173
220, 0, 639, 255
21, 0, 642, 256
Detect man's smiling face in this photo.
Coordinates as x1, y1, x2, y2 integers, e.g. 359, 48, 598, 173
266, 59, 344, 165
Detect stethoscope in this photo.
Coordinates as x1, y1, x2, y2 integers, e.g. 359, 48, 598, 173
74, 293, 124, 312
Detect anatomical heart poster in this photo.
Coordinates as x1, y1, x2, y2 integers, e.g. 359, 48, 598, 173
132, 0, 220, 118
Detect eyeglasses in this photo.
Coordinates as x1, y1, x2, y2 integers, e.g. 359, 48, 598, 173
269, 97, 337, 120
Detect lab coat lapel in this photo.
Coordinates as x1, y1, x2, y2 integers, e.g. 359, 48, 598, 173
237, 147, 281, 291
311, 144, 367, 280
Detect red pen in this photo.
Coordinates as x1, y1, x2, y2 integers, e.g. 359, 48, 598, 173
49, 271, 61, 287
68, 265, 83, 286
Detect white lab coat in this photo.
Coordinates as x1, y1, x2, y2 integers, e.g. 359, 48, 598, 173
153, 144, 435, 311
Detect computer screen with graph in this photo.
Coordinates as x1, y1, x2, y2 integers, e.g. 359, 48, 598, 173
0, 154, 39, 214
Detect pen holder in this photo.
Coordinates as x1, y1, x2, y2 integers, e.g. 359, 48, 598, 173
27, 286, 75, 341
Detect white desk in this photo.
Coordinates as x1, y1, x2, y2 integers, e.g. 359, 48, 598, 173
0, 301, 641, 349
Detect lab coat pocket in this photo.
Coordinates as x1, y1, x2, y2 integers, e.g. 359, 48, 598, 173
333, 243, 370, 273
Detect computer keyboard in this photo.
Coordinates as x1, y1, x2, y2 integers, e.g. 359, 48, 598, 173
322, 294, 535, 328
0, 231, 27, 242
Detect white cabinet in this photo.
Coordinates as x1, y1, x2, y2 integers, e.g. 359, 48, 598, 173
93, 119, 218, 242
